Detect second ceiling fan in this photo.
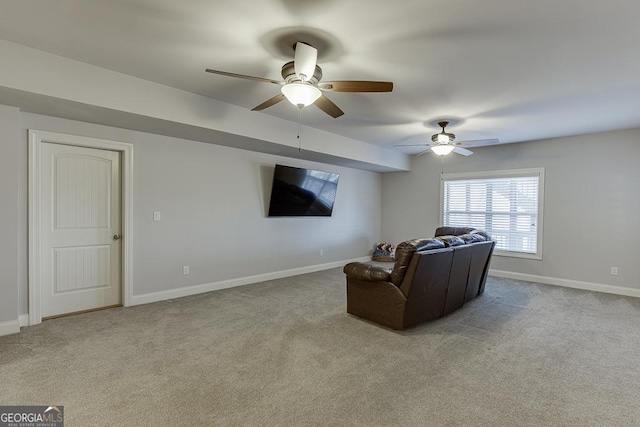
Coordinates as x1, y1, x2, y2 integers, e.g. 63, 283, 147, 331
395, 121, 499, 156
205, 42, 393, 118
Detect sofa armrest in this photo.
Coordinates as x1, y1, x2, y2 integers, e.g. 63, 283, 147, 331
343, 262, 392, 282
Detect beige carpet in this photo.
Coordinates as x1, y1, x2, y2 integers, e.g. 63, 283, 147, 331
2, 268, 640, 426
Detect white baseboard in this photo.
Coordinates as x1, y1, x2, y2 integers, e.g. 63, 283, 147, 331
0, 319, 20, 336
489, 269, 640, 298
16, 265, 636, 328
19, 314, 29, 327
130, 257, 370, 306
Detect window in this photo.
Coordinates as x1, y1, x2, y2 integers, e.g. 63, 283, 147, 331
440, 168, 544, 259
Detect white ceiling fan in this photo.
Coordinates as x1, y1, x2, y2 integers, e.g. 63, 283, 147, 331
205, 42, 393, 118
395, 121, 499, 156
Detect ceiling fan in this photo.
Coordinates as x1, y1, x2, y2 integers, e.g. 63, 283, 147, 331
395, 121, 499, 156
205, 42, 393, 118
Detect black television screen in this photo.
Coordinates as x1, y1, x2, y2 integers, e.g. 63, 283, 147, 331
268, 164, 339, 217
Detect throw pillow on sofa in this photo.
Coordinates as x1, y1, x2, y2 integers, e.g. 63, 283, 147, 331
372, 242, 395, 261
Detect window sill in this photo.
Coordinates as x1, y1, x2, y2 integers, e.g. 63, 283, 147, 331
494, 249, 542, 260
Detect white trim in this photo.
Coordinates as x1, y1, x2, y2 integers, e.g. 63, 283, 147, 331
131, 257, 370, 306
28, 130, 134, 326
440, 167, 545, 260
493, 250, 542, 260
19, 314, 29, 327
0, 319, 20, 336
489, 269, 640, 298
28, 132, 41, 327
441, 168, 545, 181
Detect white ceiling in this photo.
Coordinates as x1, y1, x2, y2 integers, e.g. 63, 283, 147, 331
1, 0, 640, 154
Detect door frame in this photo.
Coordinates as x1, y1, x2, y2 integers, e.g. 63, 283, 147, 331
28, 130, 134, 326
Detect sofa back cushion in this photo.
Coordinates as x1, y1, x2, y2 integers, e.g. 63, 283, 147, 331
470, 229, 492, 240
434, 226, 476, 237
435, 227, 492, 240
436, 235, 466, 247
457, 233, 487, 244
443, 245, 473, 315
390, 238, 445, 285
402, 248, 455, 327
464, 241, 496, 302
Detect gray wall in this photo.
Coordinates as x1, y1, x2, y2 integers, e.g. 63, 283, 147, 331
10, 111, 381, 317
3, 103, 638, 325
382, 128, 640, 290
0, 105, 20, 325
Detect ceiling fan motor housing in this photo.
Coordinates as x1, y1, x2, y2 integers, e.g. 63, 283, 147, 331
281, 61, 323, 84
432, 121, 456, 143
431, 132, 455, 143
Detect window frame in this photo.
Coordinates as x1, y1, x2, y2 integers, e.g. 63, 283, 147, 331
439, 168, 545, 260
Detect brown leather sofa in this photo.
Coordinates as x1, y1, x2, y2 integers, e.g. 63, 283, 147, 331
343, 227, 495, 330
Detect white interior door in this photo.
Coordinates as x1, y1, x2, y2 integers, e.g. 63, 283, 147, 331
40, 143, 121, 318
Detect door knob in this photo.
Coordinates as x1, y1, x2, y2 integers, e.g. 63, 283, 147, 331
113, 234, 121, 240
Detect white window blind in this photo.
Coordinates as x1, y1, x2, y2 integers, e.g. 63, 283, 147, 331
441, 169, 544, 259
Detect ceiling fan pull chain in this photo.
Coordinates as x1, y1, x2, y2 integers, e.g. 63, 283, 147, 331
297, 107, 302, 151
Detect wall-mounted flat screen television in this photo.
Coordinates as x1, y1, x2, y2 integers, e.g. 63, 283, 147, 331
268, 164, 340, 217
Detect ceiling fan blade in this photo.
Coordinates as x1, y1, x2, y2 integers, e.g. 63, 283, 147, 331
393, 144, 432, 147
251, 93, 286, 111
314, 95, 344, 118
205, 69, 282, 85
453, 147, 474, 156
457, 138, 500, 148
318, 81, 393, 92
294, 42, 317, 82
415, 148, 433, 157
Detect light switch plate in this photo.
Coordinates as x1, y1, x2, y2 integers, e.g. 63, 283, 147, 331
153, 211, 161, 221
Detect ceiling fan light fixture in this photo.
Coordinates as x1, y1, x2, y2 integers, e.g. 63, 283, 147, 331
281, 83, 322, 108
431, 144, 455, 156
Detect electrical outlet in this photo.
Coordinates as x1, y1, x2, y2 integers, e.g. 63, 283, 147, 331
610, 267, 618, 276
183, 265, 190, 275
319, 249, 324, 256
